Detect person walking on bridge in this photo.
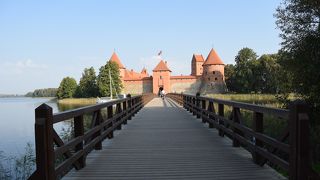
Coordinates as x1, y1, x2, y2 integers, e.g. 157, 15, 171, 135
160, 89, 166, 99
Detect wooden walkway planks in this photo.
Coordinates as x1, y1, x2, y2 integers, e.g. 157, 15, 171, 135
63, 97, 286, 180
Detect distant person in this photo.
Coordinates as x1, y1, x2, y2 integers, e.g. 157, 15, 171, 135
160, 89, 166, 99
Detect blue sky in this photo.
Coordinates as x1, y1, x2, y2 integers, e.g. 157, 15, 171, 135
0, 0, 282, 94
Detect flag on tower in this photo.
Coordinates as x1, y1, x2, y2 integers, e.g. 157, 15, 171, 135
158, 50, 162, 56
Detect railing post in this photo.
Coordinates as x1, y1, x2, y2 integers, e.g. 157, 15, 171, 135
185, 96, 190, 111
196, 93, 200, 118
207, 101, 214, 128
33, 104, 55, 180
132, 97, 136, 117
218, 104, 225, 137
123, 101, 127, 125
289, 100, 310, 180
94, 110, 102, 150
232, 107, 241, 147
201, 99, 206, 123
192, 97, 196, 115
116, 103, 122, 130
252, 112, 264, 166
107, 106, 114, 139
127, 94, 132, 120
74, 115, 85, 168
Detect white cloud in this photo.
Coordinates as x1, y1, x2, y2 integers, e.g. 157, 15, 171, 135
0, 59, 48, 74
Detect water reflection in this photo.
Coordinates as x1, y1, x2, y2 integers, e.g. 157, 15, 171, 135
0, 97, 94, 156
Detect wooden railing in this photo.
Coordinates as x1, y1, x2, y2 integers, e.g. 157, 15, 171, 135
167, 93, 317, 180
28, 94, 155, 180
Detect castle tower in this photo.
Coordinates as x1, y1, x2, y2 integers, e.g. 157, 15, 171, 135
191, 54, 204, 76
152, 60, 171, 94
109, 52, 126, 79
140, 67, 149, 78
201, 48, 226, 93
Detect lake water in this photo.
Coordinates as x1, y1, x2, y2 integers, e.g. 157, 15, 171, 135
0, 97, 86, 157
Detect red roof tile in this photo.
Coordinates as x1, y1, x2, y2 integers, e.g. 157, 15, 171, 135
193, 54, 204, 62
153, 60, 171, 72
203, 49, 224, 65
109, 52, 125, 69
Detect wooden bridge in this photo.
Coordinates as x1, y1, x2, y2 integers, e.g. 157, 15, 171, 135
28, 94, 318, 180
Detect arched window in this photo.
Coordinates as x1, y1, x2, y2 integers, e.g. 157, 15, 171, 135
215, 78, 217, 81
213, 71, 215, 74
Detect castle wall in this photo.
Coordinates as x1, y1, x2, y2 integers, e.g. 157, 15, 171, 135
123, 78, 152, 94
170, 77, 202, 94
202, 64, 225, 83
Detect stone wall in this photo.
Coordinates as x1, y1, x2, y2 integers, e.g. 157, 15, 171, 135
170, 78, 202, 94
123, 79, 152, 94
200, 81, 227, 94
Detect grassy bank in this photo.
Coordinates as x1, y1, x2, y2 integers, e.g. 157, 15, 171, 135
58, 98, 97, 105
206, 93, 297, 108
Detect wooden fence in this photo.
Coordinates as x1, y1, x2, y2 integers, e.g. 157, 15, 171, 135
28, 94, 155, 180
167, 93, 318, 180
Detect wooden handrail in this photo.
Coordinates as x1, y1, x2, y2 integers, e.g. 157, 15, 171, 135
28, 94, 155, 180
167, 93, 314, 180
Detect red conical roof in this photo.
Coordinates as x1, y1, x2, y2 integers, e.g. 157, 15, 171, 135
203, 49, 224, 66
153, 60, 171, 72
109, 52, 125, 69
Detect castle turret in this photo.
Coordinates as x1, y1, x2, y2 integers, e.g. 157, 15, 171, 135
109, 52, 126, 79
191, 54, 204, 76
201, 48, 226, 93
140, 67, 149, 78
152, 60, 171, 94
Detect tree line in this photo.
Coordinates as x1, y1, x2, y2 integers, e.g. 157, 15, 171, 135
56, 61, 123, 99
220, 0, 320, 166
225, 48, 290, 95
275, 0, 320, 167
25, 88, 58, 97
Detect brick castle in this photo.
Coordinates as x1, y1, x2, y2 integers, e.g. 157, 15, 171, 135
108, 48, 226, 95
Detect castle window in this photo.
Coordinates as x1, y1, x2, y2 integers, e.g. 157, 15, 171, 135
213, 71, 215, 74
215, 78, 217, 81
208, 78, 210, 81
160, 76, 162, 79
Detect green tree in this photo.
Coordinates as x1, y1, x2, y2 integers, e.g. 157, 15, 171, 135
97, 61, 123, 97
224, 64, 236, 92
275, 0, 320, 164
77, 67, 99, 98
233, 48, 258, 93
57, 77, 77, 99
256, 54, 281, 93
